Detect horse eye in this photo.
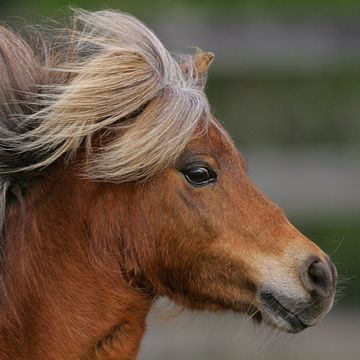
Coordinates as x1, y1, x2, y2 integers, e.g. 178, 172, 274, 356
183, 165, 216, 187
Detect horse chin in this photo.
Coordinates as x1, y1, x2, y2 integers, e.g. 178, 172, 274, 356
257, 291, 314, 334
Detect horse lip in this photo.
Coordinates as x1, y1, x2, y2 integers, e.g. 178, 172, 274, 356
259, 292, 310, 333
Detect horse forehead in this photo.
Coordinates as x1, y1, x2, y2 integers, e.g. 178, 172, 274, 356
187, 122, 243, 162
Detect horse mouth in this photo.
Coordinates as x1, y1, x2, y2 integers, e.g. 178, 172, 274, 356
259, 292, 309, 333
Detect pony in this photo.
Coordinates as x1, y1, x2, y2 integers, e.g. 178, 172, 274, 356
0, 9, 336, 360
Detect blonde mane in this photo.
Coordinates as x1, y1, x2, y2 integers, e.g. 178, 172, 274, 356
0, 9, 213, 230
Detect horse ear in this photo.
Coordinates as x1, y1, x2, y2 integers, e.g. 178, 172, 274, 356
194, 51, 214, 77
193, 51, 214, 88
181, 50, 214, 88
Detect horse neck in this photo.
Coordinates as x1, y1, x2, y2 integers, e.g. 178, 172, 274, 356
0, 164, 153, 360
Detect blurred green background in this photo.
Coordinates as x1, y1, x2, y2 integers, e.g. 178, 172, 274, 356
1, 1, 359, 359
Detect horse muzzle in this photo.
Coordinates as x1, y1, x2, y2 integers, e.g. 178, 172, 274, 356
257, 256, 337, 333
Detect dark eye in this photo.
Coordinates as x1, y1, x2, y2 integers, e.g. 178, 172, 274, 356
183, 165, 217, 187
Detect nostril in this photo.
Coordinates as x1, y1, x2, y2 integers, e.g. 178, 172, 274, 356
308, 261, 327, 288
306, 260, 333, 296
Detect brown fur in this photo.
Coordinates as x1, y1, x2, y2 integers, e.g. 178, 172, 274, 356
0, 124, 333, 359
0, 11, 336, 360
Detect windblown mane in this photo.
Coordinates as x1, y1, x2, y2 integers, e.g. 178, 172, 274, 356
0, 10, 212, 231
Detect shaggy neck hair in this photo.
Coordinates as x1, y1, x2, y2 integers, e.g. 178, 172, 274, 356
0, 9, 213, 232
